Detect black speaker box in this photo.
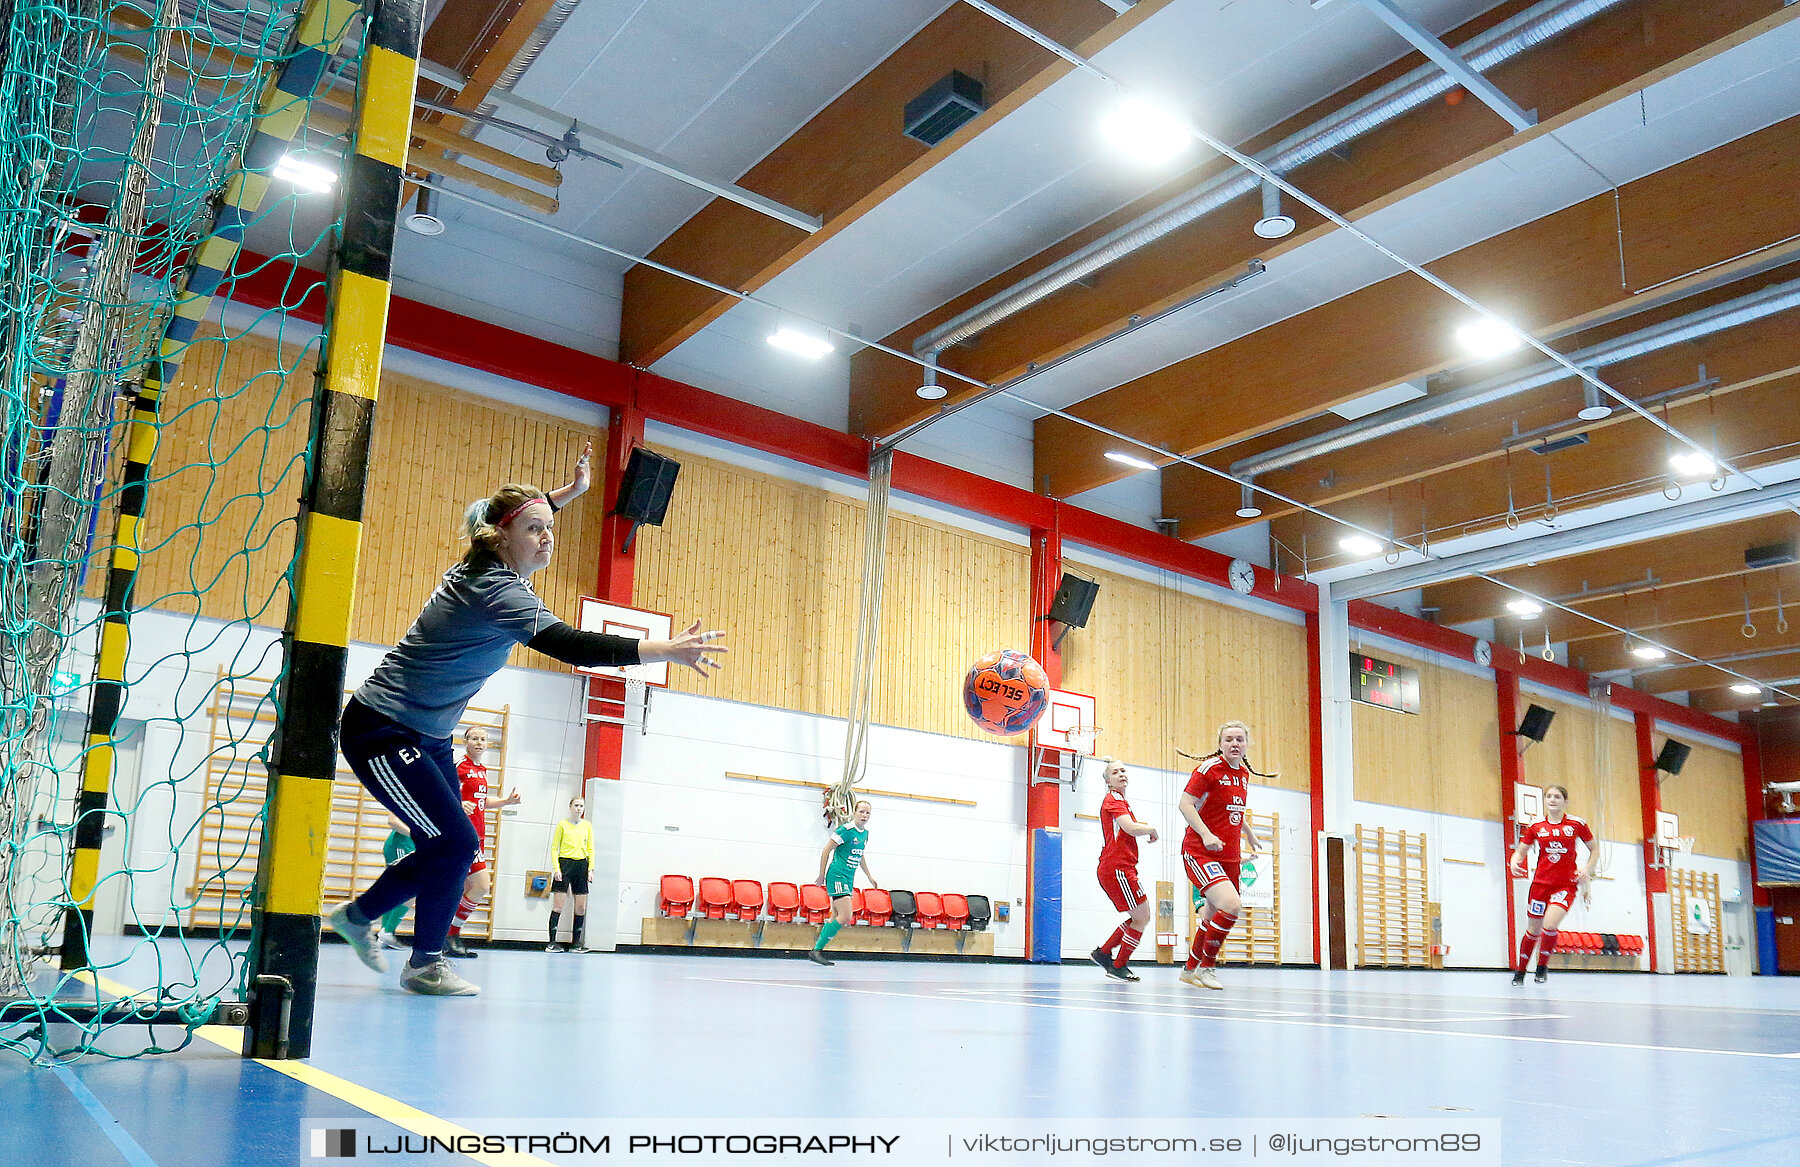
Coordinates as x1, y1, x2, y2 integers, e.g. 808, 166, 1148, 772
614, 448, 680, 525
1516, 703, 1555, 742
1046, 573, 1100, 628
1654, 738, 1691, 775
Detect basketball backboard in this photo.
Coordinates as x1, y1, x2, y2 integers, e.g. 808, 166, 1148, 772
576, 598, 674, 686
1654, 810, 1681, 849
1033, 688, 1098, 756
1514, 783, 1543, 827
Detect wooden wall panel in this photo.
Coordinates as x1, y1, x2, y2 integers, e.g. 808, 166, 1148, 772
1527, 696, 1642, 846
1353, 656, 1500, 821
137, 330, 604, 668
1058, 568, 1309, 790
631, 450, 1032, 741
1659, 738, 1749, 861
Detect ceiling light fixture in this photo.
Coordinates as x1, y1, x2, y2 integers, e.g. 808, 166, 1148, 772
1730, 682, 1763, 695
1235, 481, 1263, 519
1455, 317, 1522, 360
273, 152, 337, 193
1505, 598, 1543, 617
1339, 533, 1382, 557
1629, 642, 1668, 661
1669, 450, 1716, 477
1098, 95, 1192, 167
1104, 450, 1159, 472
916, 364, 946, 400
1576, 382, 1612, 422
767, 327, 835, 359
404, 188, 445, 236
1253, 179, 1295, 239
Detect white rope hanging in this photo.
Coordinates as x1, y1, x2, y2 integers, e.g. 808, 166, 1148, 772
828, 448, 892, 827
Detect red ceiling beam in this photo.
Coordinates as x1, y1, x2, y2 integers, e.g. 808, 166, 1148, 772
225, 260, 1740, 740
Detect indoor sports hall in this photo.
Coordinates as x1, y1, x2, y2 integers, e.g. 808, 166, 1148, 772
5, 2, 1800, 1166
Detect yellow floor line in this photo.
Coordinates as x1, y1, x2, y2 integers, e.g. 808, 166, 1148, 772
82, 973, 552, 1167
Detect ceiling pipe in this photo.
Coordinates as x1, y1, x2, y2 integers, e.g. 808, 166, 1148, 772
1231, 273, 1800, 481
912, 0, 1634, 361
492, 0, 584, 97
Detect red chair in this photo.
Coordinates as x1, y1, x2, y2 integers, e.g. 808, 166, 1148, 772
861, 888, 892, 927
697, 877, 733, 920
940, 893, 969, 931
799, 883, 831, 925
850, 888, 867, 924
731, 879, 764, 922
658, 875, 694, 918
767, 881, 800, 922
914, 891, 944, 929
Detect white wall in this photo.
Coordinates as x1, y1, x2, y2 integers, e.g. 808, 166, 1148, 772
1349, 798, 1655, 970
614, 689, 1031, 956
1059, 764, 1315, 964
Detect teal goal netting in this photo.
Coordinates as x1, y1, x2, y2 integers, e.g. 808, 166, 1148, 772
2, 0, 364, 1061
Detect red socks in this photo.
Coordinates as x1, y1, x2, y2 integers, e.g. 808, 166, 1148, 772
449, 894, 478, 936
1517, 930, 1539, 970
1100, 923, 1128, 954
1536, 929, 1560, 970
1188, 909, 1238, 970
1114, 925, 1142, 969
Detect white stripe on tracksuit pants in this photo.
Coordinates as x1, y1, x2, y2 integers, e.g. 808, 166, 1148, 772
338, 698, 479, 959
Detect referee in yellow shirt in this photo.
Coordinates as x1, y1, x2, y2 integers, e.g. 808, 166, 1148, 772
547, 796, 596, 952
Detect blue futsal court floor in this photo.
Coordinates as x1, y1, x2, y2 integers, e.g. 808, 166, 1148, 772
7, 940, 1800, 1166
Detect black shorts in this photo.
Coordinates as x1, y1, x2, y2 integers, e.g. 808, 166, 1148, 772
552, 858, 590, 895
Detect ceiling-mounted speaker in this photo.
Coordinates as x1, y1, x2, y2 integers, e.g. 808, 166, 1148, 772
1046, 574, 1100, 628
613, 447, 681, 550
1745, 541, 1797, 570
1654, 738, 1691, 775
904, 71, 985, 146
1515, 703, 1555, 743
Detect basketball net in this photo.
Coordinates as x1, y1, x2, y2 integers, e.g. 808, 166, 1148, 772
829, 448, 893, 827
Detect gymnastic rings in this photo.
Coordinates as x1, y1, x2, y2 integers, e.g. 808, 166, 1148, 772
1505, 508, 1520, 531
1742, 622, 1758, 639
1710, 472, 1727, 492
1662, 480, 1683, 501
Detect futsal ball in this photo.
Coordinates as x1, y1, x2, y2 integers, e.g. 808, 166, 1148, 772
963, 649, 1050, 736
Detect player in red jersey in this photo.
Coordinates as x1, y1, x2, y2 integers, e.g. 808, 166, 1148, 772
1089, 759, 1159, 982
1178, 721, 1259, 990
445, 724, 520, 958
1508, 783, 1595, 985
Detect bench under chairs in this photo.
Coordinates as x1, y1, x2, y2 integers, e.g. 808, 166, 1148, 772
647, 876, 995, 955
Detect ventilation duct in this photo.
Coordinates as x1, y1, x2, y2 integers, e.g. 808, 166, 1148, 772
913, 0, 1636, 360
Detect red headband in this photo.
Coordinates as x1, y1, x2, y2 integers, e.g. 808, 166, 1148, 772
494, 496, 548, 528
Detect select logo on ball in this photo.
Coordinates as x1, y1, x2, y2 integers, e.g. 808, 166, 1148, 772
963, 649, 1050, 735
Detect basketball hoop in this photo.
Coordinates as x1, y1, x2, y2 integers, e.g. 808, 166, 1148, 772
1675, 835, 1695, 855
625, 674, 649, 735
1060, 725, 1101, 752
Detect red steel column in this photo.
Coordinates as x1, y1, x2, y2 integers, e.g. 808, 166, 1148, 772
1634, 710, 1664, 972
1496, 670, 1523, 969
1306, 610, 1326, 966
1025, 515, 1063, 959
582, 396, 645, 784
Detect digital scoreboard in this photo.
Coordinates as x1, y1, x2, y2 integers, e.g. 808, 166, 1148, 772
1351, 653, 1420, 714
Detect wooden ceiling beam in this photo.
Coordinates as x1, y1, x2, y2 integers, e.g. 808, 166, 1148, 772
618, 0, 1160, 369
1421, 513, 1800, 627
1561, 611, 1800, 677
1035, 110, 1800, 498
1262, 370, 1800, 581
1610, 648, 1800, 695
852, 0, 1791, 443
1162, 287, 1800, 539
1691, 686, 1794, 712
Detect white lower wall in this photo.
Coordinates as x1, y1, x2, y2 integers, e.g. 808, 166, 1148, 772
1350, 800, 1661, 970
54, 603, 1751, 972
614, 689, 1030, 957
